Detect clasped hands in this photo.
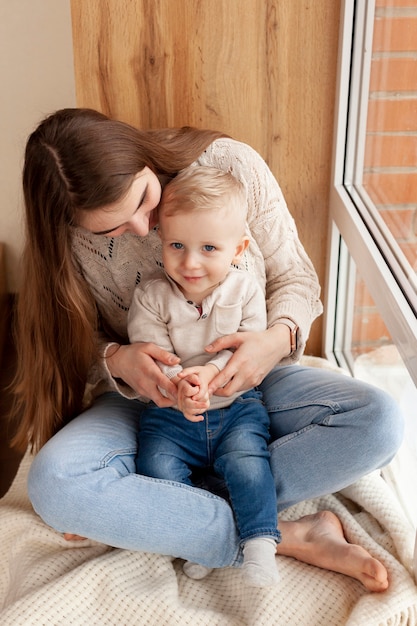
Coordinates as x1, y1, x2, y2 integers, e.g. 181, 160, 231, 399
106, 326, 291, 413
173, 363, 218, 422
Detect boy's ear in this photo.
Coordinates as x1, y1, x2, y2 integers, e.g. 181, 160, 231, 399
232, 236, 250, 263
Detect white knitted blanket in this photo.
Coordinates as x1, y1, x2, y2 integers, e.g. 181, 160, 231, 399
0, 453, 416, 626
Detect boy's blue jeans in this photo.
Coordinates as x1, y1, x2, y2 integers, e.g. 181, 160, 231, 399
136, 389, 280, 543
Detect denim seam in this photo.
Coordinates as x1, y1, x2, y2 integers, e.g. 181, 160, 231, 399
267, 413, 339, 450
100, 447, 137, 467
133, 474, 232, 501
265, 400, 342, 414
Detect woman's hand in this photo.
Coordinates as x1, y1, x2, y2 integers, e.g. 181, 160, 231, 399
106, 342, 180, 406
206, 325, 292, 397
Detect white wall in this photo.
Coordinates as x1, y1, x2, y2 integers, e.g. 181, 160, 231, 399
0, 1, 76, 292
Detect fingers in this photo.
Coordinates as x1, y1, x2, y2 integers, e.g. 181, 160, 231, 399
208, 367, 239, 396
178, 398, 209, 415
137, 342, 180, 367
153, 392, 178, 408
154, 374, 178, 404
177, 388, 209, 422
106, 343, 180, 403
177, 379, 200, 398
210, 381, 238, 397
180, 373, 200, 388
180, 402, 206, 421
184, 413, 205, 423
207, 351, 265, 395
192, 389, 210, 402
205, 333, 240, 354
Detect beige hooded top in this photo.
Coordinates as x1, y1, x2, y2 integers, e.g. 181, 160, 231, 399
71, 137, 323, 400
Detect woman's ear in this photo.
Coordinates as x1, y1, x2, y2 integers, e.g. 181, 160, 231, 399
232, 236, 250, 263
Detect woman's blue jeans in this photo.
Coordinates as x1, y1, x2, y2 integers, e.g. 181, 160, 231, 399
137, 390, 280, 544
27, 365, 404, 569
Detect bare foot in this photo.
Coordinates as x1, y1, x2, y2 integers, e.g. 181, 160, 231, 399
63, 533, 87, 541
276, 511, 388, 592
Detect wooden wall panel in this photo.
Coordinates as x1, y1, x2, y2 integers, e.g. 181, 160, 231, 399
70, 0, 341, 355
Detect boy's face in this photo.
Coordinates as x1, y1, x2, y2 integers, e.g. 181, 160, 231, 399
159, 206, 248, 304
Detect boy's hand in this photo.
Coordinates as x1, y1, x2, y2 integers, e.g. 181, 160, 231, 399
176, 364, 218, 421
177, 375, 209, 422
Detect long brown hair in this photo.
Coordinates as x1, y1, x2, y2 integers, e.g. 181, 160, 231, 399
12, 108, 224, 452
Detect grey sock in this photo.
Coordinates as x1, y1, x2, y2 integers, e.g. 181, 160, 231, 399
242, 537, 279, 587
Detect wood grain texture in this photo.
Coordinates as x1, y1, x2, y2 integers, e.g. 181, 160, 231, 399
70, 0, 341, 355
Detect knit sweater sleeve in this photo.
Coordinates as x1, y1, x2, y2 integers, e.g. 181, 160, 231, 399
127, 279, 183, 386
197, 139, 323, 361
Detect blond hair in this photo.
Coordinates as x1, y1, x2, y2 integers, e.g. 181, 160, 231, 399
160, 166, 246, 221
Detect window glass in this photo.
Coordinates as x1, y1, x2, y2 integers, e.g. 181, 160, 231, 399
327, 0, 417, 530
362, 0, 417, 295
328, 0, 417, 383
351, 265, 417, 528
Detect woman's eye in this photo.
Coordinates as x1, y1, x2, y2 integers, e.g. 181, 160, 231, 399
203, 245, 216, 252
171, 242, 184, 250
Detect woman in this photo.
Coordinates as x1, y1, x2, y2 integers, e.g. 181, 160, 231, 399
13, 108, 403, 592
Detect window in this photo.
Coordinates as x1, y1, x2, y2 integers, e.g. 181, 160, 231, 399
326, 0, 417, 383
326, 0, 417, 532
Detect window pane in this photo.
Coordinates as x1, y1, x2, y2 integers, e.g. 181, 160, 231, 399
363, 1, 417, 287
351, 268, 417, 528
327, 0, 417, 530
352, 274, 392, 358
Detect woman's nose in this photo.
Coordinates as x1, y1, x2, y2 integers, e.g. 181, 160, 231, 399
127, 212, 150, 237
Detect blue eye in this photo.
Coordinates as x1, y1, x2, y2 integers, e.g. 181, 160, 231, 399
171, 242, 184, 250
203, 245, 216, 252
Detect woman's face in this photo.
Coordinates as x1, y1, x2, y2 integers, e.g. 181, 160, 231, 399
76, 167, 162, 237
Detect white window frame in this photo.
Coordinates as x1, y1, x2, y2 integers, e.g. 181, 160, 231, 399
324, 0, 417, 384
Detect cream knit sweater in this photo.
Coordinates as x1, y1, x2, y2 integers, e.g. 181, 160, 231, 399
71, 138, 323, 398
